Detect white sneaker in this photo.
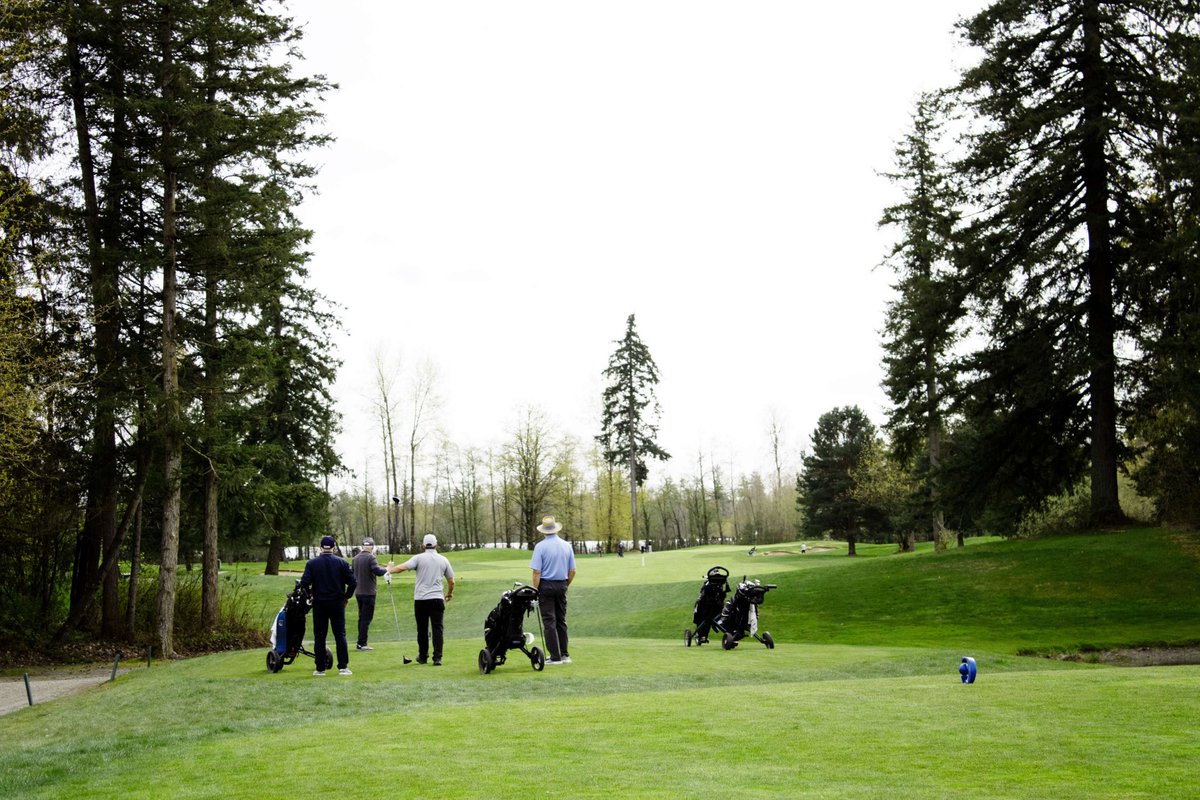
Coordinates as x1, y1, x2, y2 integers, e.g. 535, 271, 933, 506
313, 670, 325, 676
547, 659, 564, 666
356, 645, 373, 651
560, 656, 572, 664
338, 668, 353, 676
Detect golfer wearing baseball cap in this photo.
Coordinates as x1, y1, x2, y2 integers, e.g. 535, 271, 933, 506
352, 538, 388, 650
299, 535, 357, 676
384, 534, 455, 665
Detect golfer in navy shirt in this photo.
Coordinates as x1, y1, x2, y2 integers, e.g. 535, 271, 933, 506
300, 535, 357, 676
530, 515, 576, 665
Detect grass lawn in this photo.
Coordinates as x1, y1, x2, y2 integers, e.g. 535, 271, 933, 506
3, 529, 1198, 798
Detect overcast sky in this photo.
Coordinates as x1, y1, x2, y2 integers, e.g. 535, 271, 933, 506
289, 1, 984, 489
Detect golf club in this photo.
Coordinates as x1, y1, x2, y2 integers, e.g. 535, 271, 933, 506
386, 572, 402, 639
387, 567, 414, 664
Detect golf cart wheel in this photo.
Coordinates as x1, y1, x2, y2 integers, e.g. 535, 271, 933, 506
478, 649, 493, 675
266, 649, 282, 673
323, 648, 335, 671
684, 629, 693, 647
763, 632, 775, 649
531, 646, 545, 671
722, 632, 737, 650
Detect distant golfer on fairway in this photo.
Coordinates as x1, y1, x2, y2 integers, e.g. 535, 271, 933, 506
530, 515, 576, 665
384, 534, 455, 666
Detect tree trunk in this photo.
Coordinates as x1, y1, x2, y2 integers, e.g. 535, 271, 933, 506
927, 350, 952, 549
265, 532, 284, 575
154, 2, 182, 659
54, 472, 146, 643
65, 0, 120, 635
200, 247, 220, 629
201, 463, 219, 628
125, 499, 142, 636
628, 449, 638, 546
605, 463, 615, 553
1080, 1, 1124, 526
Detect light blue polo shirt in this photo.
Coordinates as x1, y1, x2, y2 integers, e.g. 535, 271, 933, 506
530, 534, 575, 580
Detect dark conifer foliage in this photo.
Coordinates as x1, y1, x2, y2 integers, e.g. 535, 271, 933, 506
879, 91, 963, 545
597, 314, 670, 542
939, 0, 1200, 528
0, 0, 340, 652
797, 406, 884, 556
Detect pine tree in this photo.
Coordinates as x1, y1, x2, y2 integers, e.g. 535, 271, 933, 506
950, 0, 1196, 525
879, 91, 963, 548
597, 314, 670, 545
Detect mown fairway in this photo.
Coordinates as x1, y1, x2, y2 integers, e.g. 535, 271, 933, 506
4, 530, 1199, 799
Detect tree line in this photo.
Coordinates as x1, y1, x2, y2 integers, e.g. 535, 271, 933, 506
334, 318, 799, 556
799, 1, 1200, 551
4, 0, 1198, 657
1, 1, 339, 657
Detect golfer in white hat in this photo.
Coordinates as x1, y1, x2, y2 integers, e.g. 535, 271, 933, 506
383, 534, 455, 665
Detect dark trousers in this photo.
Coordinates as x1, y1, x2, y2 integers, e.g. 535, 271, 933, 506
355, 594, 377, 646
312, 599, 349, 670
414, 598, 445, 661
537, 580, 569, 661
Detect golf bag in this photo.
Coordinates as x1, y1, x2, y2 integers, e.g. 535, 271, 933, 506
478, 583, 545, 674
266, 580, 334, 673
685, 566, 730, 646
713, 577, 777, 650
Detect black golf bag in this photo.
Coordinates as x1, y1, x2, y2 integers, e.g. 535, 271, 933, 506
478, 583, 545, 674
685, 566, 730, 646
266, 580, 334, 673
713, 577, 777, 650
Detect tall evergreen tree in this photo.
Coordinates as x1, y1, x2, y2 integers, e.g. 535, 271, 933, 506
951, 0, 1192, 526
879, 91, 963, 548
597, 314, 670, 545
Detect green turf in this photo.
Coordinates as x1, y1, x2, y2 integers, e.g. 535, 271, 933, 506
4, 529, 1198, 798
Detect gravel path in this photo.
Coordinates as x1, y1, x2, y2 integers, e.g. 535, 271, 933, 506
0, 667, 132, 717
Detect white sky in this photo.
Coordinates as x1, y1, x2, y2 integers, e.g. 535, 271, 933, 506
289, 0, 983, 489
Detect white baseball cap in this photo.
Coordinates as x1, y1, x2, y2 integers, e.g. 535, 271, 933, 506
423, 534, 437, 548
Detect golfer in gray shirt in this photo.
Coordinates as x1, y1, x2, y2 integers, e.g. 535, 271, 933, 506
384, 534, 455, 665
351, 538, 388, 650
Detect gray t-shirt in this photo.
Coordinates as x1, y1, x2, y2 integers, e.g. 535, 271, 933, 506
352, 550, 384, 596
402, 549, 455, 601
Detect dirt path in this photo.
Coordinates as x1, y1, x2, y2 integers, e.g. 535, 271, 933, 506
1092, 645, 1200, 666
0, 666, 133, 717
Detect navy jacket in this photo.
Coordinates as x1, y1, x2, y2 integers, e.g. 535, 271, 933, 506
300, 552, 357, 603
